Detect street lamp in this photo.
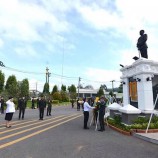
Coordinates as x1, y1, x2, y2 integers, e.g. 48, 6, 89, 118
110, 80, 115, 94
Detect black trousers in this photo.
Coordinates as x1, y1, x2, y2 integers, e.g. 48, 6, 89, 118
84, 111, 89, 128
32, 104, 35, 109
1, 105, 4, 114
39, 108, 44, 119
77, 104, 80, 111
19, 108, 25, 119
47, 106, 51, 116
99, 111, 105, 130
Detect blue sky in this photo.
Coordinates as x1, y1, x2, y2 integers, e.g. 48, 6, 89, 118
0, 0, 158, 91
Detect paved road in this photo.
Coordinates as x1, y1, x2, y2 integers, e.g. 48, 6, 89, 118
0, 105, 158, 158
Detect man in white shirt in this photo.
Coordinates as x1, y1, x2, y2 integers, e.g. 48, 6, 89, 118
83, 98, 94, 129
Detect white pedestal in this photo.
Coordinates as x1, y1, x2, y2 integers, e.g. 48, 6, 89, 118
120, 58, 158, 112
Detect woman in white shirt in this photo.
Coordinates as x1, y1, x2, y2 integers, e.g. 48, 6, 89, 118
5, 97, 15, 128
83, 98, 94, 129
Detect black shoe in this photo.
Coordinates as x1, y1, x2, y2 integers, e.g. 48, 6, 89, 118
98, 129, 103, 132
84, 127, 89, 129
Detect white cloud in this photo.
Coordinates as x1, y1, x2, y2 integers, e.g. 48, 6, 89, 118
83, 67, 122, 89
0, 38, 4, 48
15, 46, 38, 57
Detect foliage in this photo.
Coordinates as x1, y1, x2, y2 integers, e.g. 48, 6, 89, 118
43, 82, 49, 94
68, 84, 77, 99
5, 75, 18, 97
107, 117, 131, 132
51, 85, 58, 95
84, 85, 94, 89
97, 86, 104, 97
60, 91, 69, 102
52, 100, 59, 104
132, 116, 148, 124
118, 83, 123, 93
109, 91, 114, 97
52, 92, 61, 101
0, 70, 5, 93
61, 84, 66, 92
19, 79, 29, 98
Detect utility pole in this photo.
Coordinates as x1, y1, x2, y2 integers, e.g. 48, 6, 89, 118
46, 67, 49, 83
46, 67, 51, 85
48, 71, 51, 85
110, 80, 115, 94
78, 77, 81, 98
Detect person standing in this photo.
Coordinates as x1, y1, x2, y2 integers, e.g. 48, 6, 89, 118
46, 98, 52, 116
31, 97, 35, 109
98, 96, 106, 132
38, 95, 46, 120
83, 98, 94, 129
0, 96, 5, 114
5, 97, 15, 128
77, 98, 80, 111
18, 97, 27, 120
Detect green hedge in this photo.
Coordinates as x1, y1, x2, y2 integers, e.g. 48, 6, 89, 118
52, 100, 59, 104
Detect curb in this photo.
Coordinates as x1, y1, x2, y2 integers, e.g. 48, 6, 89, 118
133, 132, 158, 145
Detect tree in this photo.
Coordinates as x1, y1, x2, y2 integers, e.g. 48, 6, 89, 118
100, 84, 107, 91
20, 79, 29, 98
52, 92, 61, 101
0, 70, 5, 93
68, 84, 77, 99
84, 85, 94, 89
51, 85, 58, 95
97, 86, 104, 97
118, 83, 123, 93
5, 75, 18, 97
109, 91, 114, 97
61, 84, 66, 92
60, 91, 69, 102
43, 82, 49, 94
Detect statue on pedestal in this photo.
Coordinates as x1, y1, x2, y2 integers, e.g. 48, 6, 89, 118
137, 30, 148, 59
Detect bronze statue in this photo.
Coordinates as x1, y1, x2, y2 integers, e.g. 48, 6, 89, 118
137, 30, 148, 59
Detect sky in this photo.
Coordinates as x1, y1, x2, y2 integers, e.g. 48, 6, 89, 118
0, 0, 158, 92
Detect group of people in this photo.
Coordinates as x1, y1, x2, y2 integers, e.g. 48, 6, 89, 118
0, 95, 53, 128
82, 96, 107, 132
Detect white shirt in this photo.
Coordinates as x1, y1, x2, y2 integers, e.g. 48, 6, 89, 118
83, 101, 94, 112
6, 100, 15, 113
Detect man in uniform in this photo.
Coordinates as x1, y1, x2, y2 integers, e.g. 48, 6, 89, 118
0, 96, 5, 114
98, 96, 106, 131
18, 97, 27, 120
38, 95, 46, 120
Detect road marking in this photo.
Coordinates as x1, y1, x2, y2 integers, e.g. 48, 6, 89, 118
0, 115, 64, 134
0, 114, 80, 141
0, 114, 82, 149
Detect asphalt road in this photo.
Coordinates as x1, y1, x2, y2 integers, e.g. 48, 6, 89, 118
0, 105, 158, 158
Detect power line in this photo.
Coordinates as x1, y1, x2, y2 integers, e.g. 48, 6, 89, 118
0, 63, 122, 84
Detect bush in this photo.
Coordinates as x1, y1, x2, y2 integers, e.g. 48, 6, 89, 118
52, 92, 61, 101
52, 100, 59, 104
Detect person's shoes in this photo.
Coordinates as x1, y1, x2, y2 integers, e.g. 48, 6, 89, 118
49, 114, 51, 116
6, 126, 11, 128
84, 127, 89, 129
98, 129, 103, 132
41, 118, 43, 120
